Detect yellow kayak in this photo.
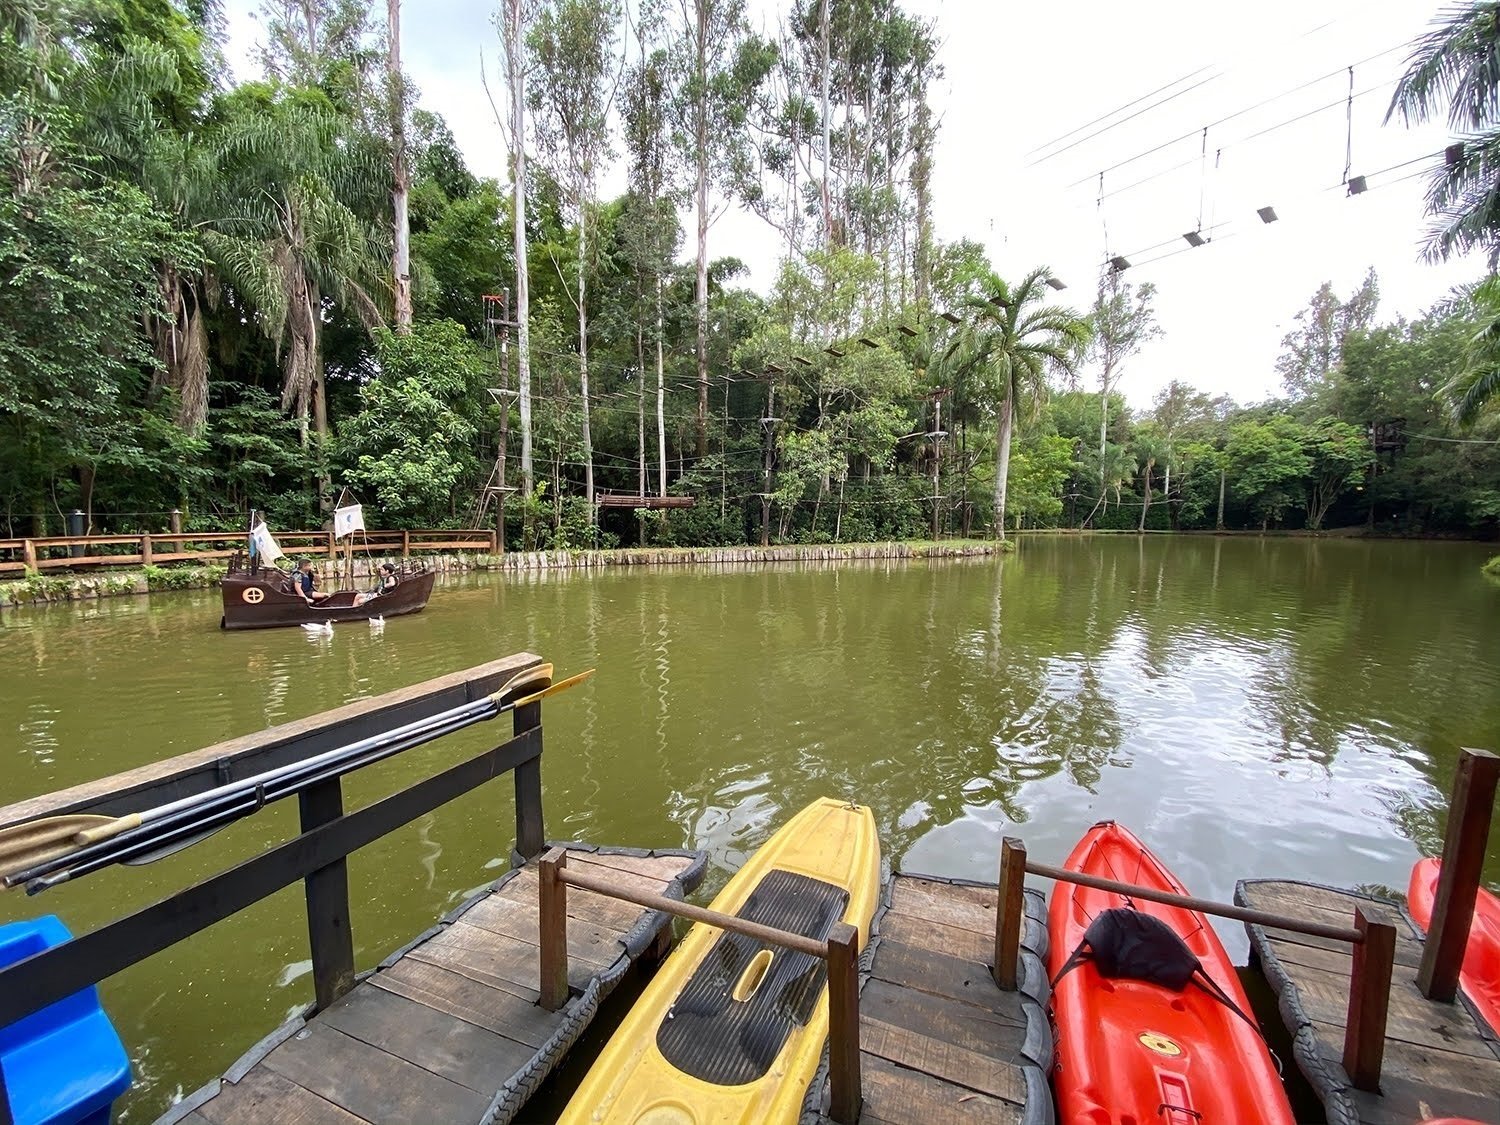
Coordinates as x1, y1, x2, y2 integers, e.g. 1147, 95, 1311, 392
558, 797, 880, 1125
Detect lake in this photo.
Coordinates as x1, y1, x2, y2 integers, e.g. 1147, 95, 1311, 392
2, 535, 1497, 1121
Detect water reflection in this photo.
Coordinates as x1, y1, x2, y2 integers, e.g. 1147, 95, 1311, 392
1, 538, 1498, 1121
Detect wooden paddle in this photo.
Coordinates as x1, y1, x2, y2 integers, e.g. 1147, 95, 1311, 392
0, 665, 591, 887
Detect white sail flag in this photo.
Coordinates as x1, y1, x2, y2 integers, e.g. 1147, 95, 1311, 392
333, 503, 365, 540
250, 522, 283, 564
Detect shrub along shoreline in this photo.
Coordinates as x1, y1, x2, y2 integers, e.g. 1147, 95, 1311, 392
0, 540, 1009, 609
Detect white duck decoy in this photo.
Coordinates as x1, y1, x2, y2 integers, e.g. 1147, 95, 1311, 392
368, 616, 385, 632
301, 620, 334, 635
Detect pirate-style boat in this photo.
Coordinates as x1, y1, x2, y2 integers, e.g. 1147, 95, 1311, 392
220, 507, 436, 631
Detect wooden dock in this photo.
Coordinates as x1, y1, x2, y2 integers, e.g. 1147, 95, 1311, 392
157, 845, 705, 1125
1239, 879, 1500, 1125
803, 873, 1053, 1125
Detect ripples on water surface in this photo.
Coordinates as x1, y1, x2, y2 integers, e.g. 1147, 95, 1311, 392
2, 535, 1498, 1120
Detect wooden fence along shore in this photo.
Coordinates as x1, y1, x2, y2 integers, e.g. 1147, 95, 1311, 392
0, 528, 498, 575
0, 655, 1493, 1125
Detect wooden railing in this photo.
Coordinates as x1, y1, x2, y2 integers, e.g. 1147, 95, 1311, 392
991, 746, 1499, 1095
0, 528, 499, 575
537, 849, 864, 1124
0, 653, 549, 1125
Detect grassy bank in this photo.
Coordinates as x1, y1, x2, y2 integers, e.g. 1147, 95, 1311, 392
0, 540, 1009, 609
1484, 555, 1500, 578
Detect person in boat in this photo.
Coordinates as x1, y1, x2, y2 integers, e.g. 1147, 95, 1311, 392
295, 559, 332, 604
356, 564, 398, 605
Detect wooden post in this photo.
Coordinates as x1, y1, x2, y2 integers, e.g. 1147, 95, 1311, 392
401, 529, 411, 558
21, 539, 36, 573
1343, 904, 1396, 1092
826, 921, 861, 1125
326, 531, 337, 561
539, 847, 569, 1011
993, 836, 1026, 990
140, 534, 153, 568
168, 508, 182, 553
299, 778, 356, 1012
511, 690, 545, 862
1418, 747, 1499, 1001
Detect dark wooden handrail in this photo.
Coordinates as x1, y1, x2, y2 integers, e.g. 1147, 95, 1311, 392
0, 654, 548, 1033
538, 849, 863, 1124
1021, 858, 1366, 943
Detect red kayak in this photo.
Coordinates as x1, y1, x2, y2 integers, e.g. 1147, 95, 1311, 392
1408, 858, 1500, 1033
1049, 822, 1294, 1125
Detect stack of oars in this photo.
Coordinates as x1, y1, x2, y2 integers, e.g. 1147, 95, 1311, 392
0, 664, 593, 895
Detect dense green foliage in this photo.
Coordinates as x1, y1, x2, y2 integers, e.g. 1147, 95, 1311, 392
2, 0, 1499, 547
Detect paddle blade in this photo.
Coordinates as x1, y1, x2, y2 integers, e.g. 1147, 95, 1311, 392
73, 813, 142, 846
0, 815, 118, 884
488, 663, 555, 705
510, 668, 595, 708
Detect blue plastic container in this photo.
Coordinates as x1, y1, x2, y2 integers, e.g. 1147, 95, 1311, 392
0, 917, 131, 1125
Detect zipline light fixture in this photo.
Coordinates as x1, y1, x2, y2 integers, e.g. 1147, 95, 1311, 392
858, 337, 879, 349
1346, 175, 1367, 195
898, 325, 918, 337
1109, 256, 1131, 273
1182, 231, 1206, 248
1257, 206, 1278, 224
987, 294, 1010, 308
824, 346, 845, 357
765, 362, 784, 373
792, 355, 813, 366
939, 311, 962, 325
1046, 277, 1067, 291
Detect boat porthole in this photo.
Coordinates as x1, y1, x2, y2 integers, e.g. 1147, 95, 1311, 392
242, 587, 265, 604
1138, 1032, 1182, 1056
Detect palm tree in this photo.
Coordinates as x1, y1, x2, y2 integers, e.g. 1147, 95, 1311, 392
210, 97, 386, 460
1388, 2, 1500, 263
938, 268, 1090, 539
1445, 274, 1500, 422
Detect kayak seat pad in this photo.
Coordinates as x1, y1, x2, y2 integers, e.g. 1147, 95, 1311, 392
655, 868, 849, 1086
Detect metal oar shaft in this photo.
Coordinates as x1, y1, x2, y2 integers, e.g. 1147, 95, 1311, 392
13, 707, 494, 891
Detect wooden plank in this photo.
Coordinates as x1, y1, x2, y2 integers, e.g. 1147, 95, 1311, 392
412, 920, 600, 997
827, 923, 861, 1125
861, 1016, 1028, 1105
1418, 749, 1500, 1001
367, 958, 561, 1048
859, 980, 1025, 1057
262, 1022, 489, 1124
1259, 923, 1422, 969
511, 698, 544, 861
1348, 1064, 1500, 1125
1289, 965, 1497, 1059
870, 940, 1024, 1021
855, 1051, 1022, 1125
458, 893, 621, 968
878, 912, 992, 964
888, 880, 997, 936
570, 851, 695, 883
0, 652, 543, 825
317, 986, 534, 1095
1309, 1020, 1500, 1101
196, 1068, 370, 1125
494, 868, 644, 934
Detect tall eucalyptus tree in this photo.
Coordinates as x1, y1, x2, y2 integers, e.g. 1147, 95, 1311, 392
529, 0, 620, 510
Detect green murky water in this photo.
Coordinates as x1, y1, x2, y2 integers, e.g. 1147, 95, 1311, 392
2, 536, 1498, 1121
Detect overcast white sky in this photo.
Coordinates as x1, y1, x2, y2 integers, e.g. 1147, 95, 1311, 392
224, 0, 1475, 409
